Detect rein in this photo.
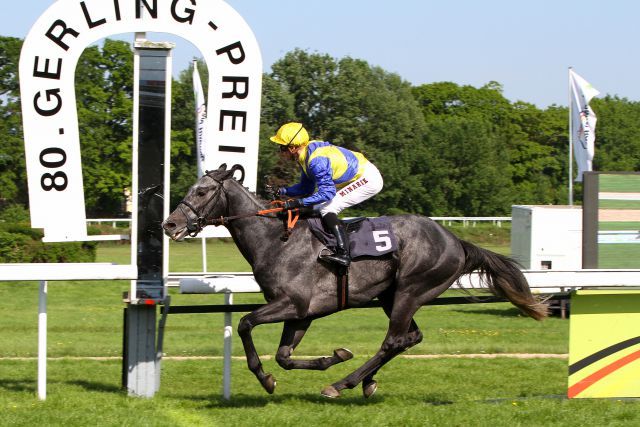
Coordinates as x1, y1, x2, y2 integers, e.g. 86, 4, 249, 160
178, 175, 301, 240
207, 200, 301, 241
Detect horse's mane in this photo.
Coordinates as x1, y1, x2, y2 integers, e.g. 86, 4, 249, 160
228, 178, 270, 208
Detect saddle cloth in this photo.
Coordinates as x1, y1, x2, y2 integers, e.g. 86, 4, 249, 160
308, 216, 398, 258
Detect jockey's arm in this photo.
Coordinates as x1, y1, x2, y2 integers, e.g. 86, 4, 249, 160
281, 171, 315, 197
299, 158, 336, 206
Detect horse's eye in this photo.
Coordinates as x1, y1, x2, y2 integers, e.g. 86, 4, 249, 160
197, 189, 207, 197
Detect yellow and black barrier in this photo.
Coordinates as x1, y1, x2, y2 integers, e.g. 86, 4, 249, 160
568, 289, 640, 398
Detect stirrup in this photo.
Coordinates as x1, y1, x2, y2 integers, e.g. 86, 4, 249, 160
319, 250, 351, 267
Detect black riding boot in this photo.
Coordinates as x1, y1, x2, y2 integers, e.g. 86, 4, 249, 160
320, 213, 351, 267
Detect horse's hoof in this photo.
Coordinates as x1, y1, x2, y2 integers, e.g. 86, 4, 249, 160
363, 380, 378, 398
333, 348, 354, 362
321, 385, 341, 398
261, 374, 276, 394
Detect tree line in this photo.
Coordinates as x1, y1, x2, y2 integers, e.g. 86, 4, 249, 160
1, 37, 639, 219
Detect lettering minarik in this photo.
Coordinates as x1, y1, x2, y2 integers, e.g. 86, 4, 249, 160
339, 178, 369, 197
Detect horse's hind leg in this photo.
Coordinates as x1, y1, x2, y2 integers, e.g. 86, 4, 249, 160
322, 295, 422, 398
361, 292, 423, 397
275, 319, 353, 371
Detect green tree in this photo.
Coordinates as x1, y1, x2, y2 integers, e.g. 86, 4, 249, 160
258, 73, 296, 193
168, 60, 204, 208
419, 115, 513, 216
592, 95, 640, 172
75, 39, 133, 216
267, 50, 426, 216
0, 36, 26, 207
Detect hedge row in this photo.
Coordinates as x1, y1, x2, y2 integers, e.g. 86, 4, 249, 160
0, 223, 97, 263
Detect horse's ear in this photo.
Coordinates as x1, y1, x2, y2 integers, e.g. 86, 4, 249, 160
230, 164, 245, 184
217, 163, 228, 171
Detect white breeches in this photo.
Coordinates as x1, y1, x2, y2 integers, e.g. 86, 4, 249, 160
316, 162, 384, 216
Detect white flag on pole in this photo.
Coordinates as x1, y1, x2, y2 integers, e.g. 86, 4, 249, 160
193, 61, 208, 177
569, 69, 599, 182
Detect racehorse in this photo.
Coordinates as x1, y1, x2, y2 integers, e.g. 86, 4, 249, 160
162, 164, 548, 398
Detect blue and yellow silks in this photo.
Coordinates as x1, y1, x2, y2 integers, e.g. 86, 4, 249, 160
283, 141, 369, 206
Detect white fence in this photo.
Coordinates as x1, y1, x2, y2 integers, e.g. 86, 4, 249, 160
86, 218, 132, 228
87, 217, 512, 228
0, 263, 137, 400
430, 216, 511, 227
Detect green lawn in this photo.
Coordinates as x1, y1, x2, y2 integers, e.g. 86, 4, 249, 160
599, 199, 640, 209
3, 280, 636, 427
599, 173, 640, 192
598, 244, 640, 269
599, 221, 640, 231
5, 357, 639, 427
2, 238, 640, 425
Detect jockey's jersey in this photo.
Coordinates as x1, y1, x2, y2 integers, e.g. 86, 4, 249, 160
284, 141, 370, 206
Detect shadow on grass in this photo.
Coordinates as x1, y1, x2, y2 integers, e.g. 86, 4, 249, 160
187, 392, 387, 408
66, 379, 124, 394
479, 394, 567, 403
452, 307, 523, 318
423, 394, 568, 406
0, 379, 36, 393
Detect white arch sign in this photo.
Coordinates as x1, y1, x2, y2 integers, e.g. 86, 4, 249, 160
19, 0, 262, 241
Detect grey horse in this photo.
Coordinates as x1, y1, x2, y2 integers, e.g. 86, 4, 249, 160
162, 164, 547, 398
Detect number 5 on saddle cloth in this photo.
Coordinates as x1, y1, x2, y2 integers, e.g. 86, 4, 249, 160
307, 216, 398, 260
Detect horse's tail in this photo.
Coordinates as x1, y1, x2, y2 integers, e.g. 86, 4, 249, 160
459, 240, 548, 320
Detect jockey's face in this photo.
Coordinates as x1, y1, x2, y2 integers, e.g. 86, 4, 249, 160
278, 145, 298, 161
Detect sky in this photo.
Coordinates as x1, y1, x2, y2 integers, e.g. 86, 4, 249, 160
4, 0, 640, 108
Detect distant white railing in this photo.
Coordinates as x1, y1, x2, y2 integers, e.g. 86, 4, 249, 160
430, 217, 511, 227
86, 217, 511, 228
86, 218, 132, 228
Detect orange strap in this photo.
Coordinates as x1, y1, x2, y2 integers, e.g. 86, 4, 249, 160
287, 209, 300, 231
262, 200, 301, 240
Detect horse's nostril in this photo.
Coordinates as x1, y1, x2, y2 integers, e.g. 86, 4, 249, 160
163, 222, 176, 231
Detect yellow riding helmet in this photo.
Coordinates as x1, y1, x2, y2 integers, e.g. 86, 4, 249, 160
270, 122, 309, 147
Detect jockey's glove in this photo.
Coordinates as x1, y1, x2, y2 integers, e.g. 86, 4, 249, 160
283, 199, 304, 210
264, 183, 277, 199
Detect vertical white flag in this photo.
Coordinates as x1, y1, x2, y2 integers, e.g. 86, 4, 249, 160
193, 61, 208, 177
569, 69, 599, 182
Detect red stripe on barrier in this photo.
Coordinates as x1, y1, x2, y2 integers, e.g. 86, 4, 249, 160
568, 349, 640, 398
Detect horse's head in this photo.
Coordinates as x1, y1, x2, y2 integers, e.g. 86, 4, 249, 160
162, 163, 244, 240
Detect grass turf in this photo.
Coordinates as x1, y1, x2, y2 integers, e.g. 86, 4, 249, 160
2, 358, 640, 426
3, 227, 640, 424
598, 174, 640, 193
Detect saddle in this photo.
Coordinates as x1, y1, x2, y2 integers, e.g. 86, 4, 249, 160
307, 216, 397, 311
307, 216, 398, 259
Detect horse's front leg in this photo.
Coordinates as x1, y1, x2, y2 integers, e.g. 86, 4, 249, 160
322, 295, 422, 398
237, 297, 299, 394
275, 319, 353, 371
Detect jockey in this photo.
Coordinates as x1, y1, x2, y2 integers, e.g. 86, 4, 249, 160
270, 122, 384, 267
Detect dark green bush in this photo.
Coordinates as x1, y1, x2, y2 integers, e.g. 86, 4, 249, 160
0, 204, 30, 223
0, 223, 97, 263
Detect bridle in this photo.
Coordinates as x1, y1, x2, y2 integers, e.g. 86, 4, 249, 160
177, 173, 228, 237
176, 171, 301, 240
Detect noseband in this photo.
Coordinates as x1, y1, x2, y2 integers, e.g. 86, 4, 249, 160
177, 174, 227, 237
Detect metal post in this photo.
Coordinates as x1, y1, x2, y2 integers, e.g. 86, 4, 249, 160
125, 304, 157, 397
202, 237, 207, 272
582, 172, 599, 268
37, 280, 47, 400
124, 38, 174, 397
223, 293, 233, 399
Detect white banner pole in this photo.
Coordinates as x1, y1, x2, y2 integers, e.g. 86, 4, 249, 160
223, 293, 233, 399
37, 280, 47, 400
568, 67, 573, 206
